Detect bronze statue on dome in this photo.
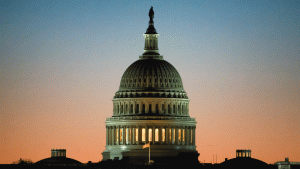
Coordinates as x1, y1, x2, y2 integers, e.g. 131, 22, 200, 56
149, 6, 154, 22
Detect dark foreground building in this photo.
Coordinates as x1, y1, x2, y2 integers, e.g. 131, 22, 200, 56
35, 149, 83, 166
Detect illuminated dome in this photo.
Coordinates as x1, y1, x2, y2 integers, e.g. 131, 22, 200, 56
119, 59, 184, 91
115, 59, 188, 100
102, 7, 199, 164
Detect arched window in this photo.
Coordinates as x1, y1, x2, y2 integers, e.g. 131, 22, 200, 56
178, 105, 181, 114
168, 104, 171, 114
121, 105, 123, 114
130, 104, 133, 114
156, 104, 159, 113
162, 104, 165, 114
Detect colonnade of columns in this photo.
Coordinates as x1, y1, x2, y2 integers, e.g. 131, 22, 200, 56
144, 34, 158, 50
113, 101, 189, 116
51, 150, 66, 157
236, 150, 252, 158
106, 125, 195, 146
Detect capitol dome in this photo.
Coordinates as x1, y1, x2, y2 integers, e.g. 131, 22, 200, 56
102, 7, 199, 164
116, 59, 188, 99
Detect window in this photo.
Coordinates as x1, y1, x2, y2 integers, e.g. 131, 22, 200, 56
172, 128, 175, 144
126, 127, 131, 144
155, 128, 159, 142
149, 128, 152, 142
183, 129, 185, 142
162, 128, 165, 142
120, 128, 123, 143
115, 129, 119, 143
156, 104, 159, 113
142, 128, 145, 142
169, 128, 172, 142
135, 128, 138, 142
178, 129, 181, 142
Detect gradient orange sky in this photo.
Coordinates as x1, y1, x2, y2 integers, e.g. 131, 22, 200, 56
1, 0, 299, 164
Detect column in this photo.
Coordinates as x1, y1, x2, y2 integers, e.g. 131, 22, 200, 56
152, 126, 155, 145
145, 126, 148, 143
122, 126, 125, 145
166, 126, 169, 145
125, 127, 129, 145
139, 103, 142, 114
138, 126, 142, 145
132, 126, 135, 145
106, 126, 109, 145
117, 126, 120, 145
192, 127, 196, 145
111, 126, 116, 145
181, 127, 183, 145
166, 103, 169, 114
159, 103, 162, 114
133, 102, 136, 115
159, 126, 162, 145
171, 127, 175, 145
109, 127, 112, 145
186, 127, 190, 146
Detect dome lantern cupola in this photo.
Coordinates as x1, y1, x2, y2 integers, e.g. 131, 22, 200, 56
140, 6, 162, 60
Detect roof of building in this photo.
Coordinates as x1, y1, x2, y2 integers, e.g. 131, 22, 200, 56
219, 157, 269, 169
35, 157, 82, 166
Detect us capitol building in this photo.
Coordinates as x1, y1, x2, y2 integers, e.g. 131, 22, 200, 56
102, 7, 199, 164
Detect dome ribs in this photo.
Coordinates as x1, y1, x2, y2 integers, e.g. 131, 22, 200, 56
116, 59, 187, 99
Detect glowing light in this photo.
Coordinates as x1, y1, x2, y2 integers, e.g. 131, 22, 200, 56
142, 128, 145, 142
155, 128, 159, 142
162, 128, 165, 142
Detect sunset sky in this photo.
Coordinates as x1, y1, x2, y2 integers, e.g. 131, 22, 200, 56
1, 0, 299, 164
